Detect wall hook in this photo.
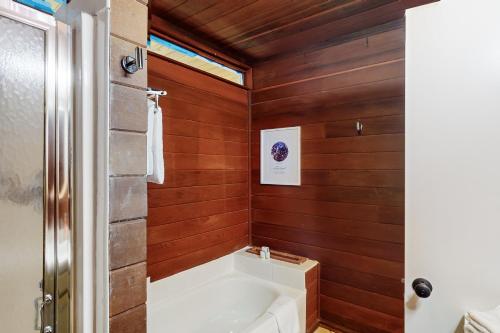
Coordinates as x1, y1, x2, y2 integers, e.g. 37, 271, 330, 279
146, 87, 167, 110
356, 120, 364, 136
121, 47, 144, 74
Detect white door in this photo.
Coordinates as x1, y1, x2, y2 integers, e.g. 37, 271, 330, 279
405, 0, 500, 332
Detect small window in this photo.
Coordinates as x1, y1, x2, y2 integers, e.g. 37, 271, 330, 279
14, 0, 67, 15
148, 34, 244, 85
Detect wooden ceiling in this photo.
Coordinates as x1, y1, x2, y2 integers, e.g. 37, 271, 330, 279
150, 0, 437, 64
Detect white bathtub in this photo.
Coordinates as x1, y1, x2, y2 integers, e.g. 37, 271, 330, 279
148, 249, 316, 333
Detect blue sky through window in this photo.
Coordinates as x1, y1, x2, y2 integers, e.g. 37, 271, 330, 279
15, 0, 66, 15
148, 34, 244, 85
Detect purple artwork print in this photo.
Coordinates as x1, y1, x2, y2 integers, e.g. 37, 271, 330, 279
271, 141, 288, 162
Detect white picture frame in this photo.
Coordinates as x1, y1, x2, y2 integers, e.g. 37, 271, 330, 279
260, 126, 301, 186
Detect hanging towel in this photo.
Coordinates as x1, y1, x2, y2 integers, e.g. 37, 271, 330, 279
266, 296, 300, 333
146, 100, 154, 176
465, 306, 500, 333
147, 99, 165, 184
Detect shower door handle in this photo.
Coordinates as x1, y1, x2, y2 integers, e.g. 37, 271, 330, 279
35, 294, 53, 331
34, 296, 43, 330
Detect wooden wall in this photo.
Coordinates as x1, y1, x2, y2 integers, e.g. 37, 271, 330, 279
251, 22, 405, 333
147, 54, 250, 281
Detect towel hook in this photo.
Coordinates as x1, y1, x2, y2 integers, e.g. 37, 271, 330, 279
146, 87, 167, 111
356, 120, 364, 136
121, 47, 144, 74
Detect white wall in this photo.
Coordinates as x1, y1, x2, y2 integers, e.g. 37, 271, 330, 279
405, 1, 500, 332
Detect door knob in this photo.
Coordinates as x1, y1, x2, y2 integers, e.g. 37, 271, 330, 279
412, 278, 433, 298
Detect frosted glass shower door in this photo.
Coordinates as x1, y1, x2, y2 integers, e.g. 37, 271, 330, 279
0, 14, 46, 332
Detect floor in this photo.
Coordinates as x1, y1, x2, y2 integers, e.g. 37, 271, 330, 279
315, 327, 336, 333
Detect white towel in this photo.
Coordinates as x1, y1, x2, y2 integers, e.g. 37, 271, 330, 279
465, 316, 490, 333
147, 99, 164, 184
465, 306, 500, 333
266, 296, 300, 333
146, 100, 154, 175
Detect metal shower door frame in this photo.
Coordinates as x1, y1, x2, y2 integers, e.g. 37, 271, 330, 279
0, 1, 72, 332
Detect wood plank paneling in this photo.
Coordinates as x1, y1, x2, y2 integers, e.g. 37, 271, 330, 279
147, 55, 250, 281
148, 210, 248, 245
148, 59, 248, 114
165, 135, 248, 155
149, 197, 248, 226
321, 279, 403, 317
148, 170, 247, 189
252, 184, 403, 206
149, 183, 247, 207
151, 0, 436, 61
253, 223, 403, 262
148, 55, 248, 104
236, 2, 408, 59
300, 170, 404, 188
148, 236, 248, 281
252, 196, 403, 225
252, 59, 404, 103
252, 236, 403, 279
252, 78, 404, 118
252, 97, 403, 130
251, 24, 405, 332
321, 295, 403, 333
252, 209, 403, 244
148, 223, 248, 264
252, 28, 406, 89
306, 265, 320, 332
321, 265, 403, 299
164, 153, 248, 170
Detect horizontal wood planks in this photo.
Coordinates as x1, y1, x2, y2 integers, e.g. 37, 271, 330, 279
306, 265, 320, 332
147, 54, 250, 281
250, 25, 405, 332
151, 0, 437, 61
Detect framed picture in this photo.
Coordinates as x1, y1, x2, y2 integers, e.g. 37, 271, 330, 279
260, 126, 301, 186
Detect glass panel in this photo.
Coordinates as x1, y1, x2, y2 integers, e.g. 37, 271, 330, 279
0, 15, 45, 332
148, 34, 245, 85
